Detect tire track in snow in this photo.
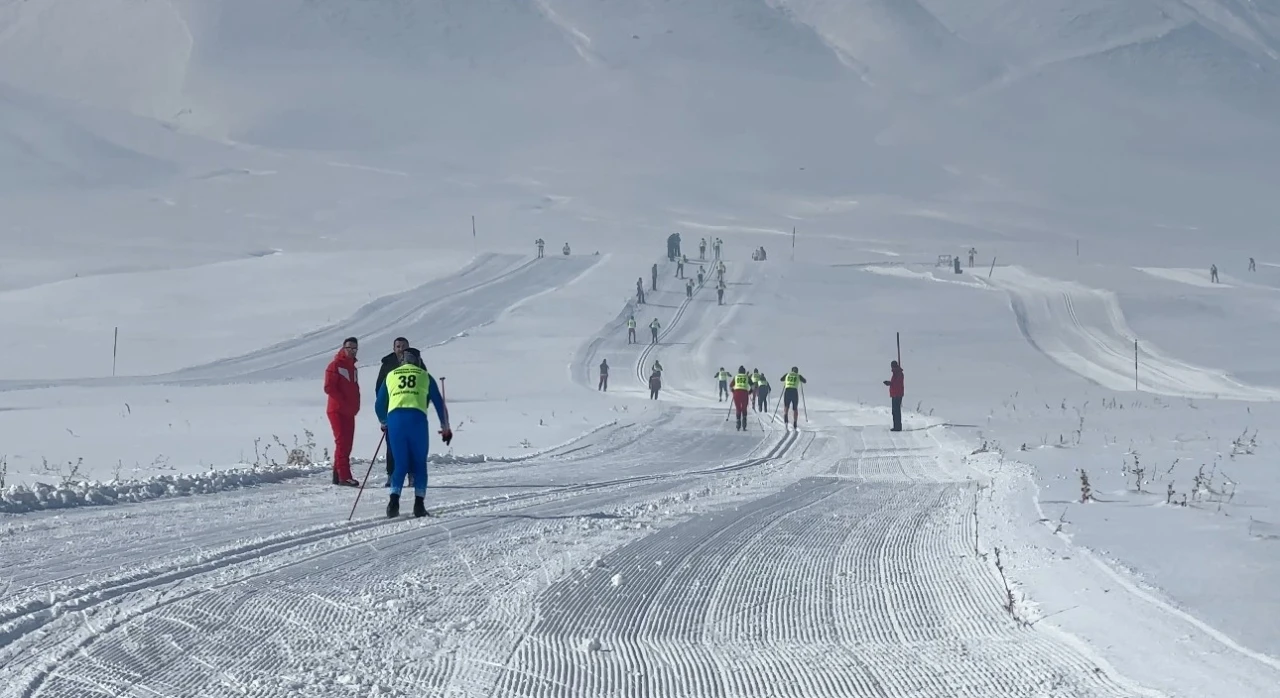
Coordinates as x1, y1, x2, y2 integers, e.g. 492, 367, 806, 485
991, 265, 1280, 401
485, 430, 1141, 698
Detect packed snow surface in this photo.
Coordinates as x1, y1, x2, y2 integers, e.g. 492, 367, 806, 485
3, 0, 1280, 696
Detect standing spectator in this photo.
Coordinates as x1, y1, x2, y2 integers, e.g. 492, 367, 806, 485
324, 337, 362, 486
883, 360, 904, 432
649, 370, 662, 399
375, 337, 409, 484
599, 359, 609, 391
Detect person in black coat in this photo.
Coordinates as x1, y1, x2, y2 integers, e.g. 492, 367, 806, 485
375, 337, 410, 480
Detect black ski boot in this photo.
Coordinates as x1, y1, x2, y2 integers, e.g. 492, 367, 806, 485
386, 493, 400, 518
332, 471, 339, 485
413, 496, 429, 518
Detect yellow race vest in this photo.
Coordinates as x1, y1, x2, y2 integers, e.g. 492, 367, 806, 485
784, 372, 800, 389
386, 365, 429, 413
718, 371, 730, 382
733, 374, 750, 390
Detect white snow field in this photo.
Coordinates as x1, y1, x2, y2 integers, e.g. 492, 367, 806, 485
4, 0, 1280, 696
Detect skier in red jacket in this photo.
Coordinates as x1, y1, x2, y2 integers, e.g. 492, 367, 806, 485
324, 337, 362, 486
883, 360, 904, 432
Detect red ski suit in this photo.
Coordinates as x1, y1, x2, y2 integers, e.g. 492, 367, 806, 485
732, 388, 750, 416
324, 349, 361, 480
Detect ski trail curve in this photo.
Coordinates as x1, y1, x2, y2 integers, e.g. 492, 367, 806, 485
493, 480, 1136, 697
991, 266, 1280, 401
0, 254, 598, 391
0, 424, 803, 698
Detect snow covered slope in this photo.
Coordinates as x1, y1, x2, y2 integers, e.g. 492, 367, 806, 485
3, 0, 1280, 696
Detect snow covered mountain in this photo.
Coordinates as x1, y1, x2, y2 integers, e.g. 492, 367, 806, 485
2, 1, 1279, 697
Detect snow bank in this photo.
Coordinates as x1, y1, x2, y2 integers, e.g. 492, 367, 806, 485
0, 421, 619, 515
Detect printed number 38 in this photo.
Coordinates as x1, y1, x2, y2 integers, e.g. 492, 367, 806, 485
398, 375, 417, 389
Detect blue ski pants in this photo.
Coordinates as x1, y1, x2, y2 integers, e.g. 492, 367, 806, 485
386, 408, 429, 497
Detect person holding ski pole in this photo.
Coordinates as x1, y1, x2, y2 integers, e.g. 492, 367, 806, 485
780, 366, 807, 430
754, 372, 771, 412
715, 367, 731, 401
649, 318, 661, 344
732, 366, 752, 431
375, 348, 452, 518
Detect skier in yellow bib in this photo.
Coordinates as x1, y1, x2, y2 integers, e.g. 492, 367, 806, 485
375, 348, 452, 518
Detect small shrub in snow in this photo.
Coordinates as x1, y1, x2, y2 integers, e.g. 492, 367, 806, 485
1078, 469, 1093, 503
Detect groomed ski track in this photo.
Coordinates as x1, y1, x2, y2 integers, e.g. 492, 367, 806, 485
0, 256, 1194, 698
0, 253, 599, 391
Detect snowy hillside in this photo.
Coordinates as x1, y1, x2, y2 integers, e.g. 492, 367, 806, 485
3, 0, 1280, 696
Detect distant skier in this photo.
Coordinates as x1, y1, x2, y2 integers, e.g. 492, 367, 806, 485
759, 247, 766, 261
652, 360, 663, 376
968, 247, 977, 267
1210, 264, 1219, 283
697, 266, 705, 285
375, 336, 410, 484
649, 318, 661, 344
677, 256, 685, 279
627, 315, 637, 344
375, 348, 451, 518
883, 360, 904, 432
674, 232, 682, 259
562, 243, 571, 256
699, 238, 707, 260
749, 368, 763, 411
324, 336, 361, 487
649, 370, 662, 399
1249, 257, 1257, 272
716, 367, 731, 401
732, 366, 752, 431
599, 359, 609, 391
755, 373, 771, 412
652, 263, 658, 291
716, 278, 726, 305
686, 279, 694, 299
636, 278, 646, 305
713, 238, 722, 260
535, 239, 545, 258
780, 367, 807, 430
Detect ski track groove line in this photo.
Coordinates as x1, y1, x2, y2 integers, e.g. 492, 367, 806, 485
478, 428, 1136, 697
6, 433, 803, 697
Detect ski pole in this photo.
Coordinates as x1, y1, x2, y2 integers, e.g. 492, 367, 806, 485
801, 384, 809, 422
438, 376, 449, 425
347, 432, 385, 522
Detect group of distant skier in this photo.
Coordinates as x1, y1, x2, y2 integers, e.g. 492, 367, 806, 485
1210, 258, 1260, 283
325, 234, 907, 519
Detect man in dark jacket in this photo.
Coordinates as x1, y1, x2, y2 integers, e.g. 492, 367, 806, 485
883, 360, 904, 431
376, 337, 410, 480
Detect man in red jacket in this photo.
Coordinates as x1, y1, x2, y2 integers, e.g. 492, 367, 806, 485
883, 360, 904, 432
324, 336, 362, 486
